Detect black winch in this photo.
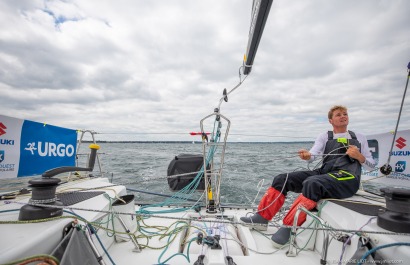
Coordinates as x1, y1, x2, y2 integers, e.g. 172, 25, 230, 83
18, 144, 100, 221
377, 187, 410, 233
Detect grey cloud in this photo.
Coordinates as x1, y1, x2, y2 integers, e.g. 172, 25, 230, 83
0, 0, 409, 141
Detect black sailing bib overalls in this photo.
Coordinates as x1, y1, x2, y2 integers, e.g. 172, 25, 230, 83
271, 131, 362, 201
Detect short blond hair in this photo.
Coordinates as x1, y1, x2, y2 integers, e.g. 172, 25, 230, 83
328, 105, 347, 119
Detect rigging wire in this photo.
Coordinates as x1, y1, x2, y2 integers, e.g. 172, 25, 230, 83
383, 63, 410, 170
216, 66, 248, 111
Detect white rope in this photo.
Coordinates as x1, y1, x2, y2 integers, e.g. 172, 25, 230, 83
252, 179, 265, 206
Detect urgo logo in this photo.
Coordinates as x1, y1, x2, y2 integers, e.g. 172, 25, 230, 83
24, 142, 75, 157
0, 123, 6, 136
396, 137, 407, 149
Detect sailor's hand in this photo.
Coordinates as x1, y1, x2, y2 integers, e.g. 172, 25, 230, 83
298, 149, 311, 160
346, 145, 365, 163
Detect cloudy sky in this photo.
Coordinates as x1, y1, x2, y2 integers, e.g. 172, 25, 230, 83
0, 0, 409, 142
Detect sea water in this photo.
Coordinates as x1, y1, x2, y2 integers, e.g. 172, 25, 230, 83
97, 142, 309, 205
0, 142, 380, 205
96, 142, 383, 204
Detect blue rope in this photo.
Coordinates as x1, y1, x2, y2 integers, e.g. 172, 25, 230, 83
357, 242, 410, 265
157, 233, 197, 265
126, 187, 199, 202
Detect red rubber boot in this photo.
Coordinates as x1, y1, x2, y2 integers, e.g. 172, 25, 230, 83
240, 187, 285, 231
271, 194, 317, 248
282, 194, 317, 226
258, 187, 286, 220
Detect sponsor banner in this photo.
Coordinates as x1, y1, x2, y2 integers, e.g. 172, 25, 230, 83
362, 129, 410, 187
0, 115, 77, 178
0, 115, 23, 178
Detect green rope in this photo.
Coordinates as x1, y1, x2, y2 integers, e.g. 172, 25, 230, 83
138, 119, 222, 215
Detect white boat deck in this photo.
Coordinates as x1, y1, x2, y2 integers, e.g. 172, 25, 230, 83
0, 177, 408, 265
107, 206, 323, 265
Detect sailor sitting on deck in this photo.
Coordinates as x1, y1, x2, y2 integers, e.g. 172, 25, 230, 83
240, 105, 375, 248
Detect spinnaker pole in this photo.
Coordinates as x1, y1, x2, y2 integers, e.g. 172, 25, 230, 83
243, 0, 274, 75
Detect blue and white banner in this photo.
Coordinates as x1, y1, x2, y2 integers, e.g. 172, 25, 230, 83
362, 129, 410, 187
0, 115, 77, 178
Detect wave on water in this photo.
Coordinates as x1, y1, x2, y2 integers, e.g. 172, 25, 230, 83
0, 142, 383, 205
96, 142, 382, 205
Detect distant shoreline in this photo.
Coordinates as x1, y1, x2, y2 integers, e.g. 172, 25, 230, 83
81, 140, 314, 144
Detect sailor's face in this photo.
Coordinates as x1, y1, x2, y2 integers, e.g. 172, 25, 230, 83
329, 109, 349, 127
